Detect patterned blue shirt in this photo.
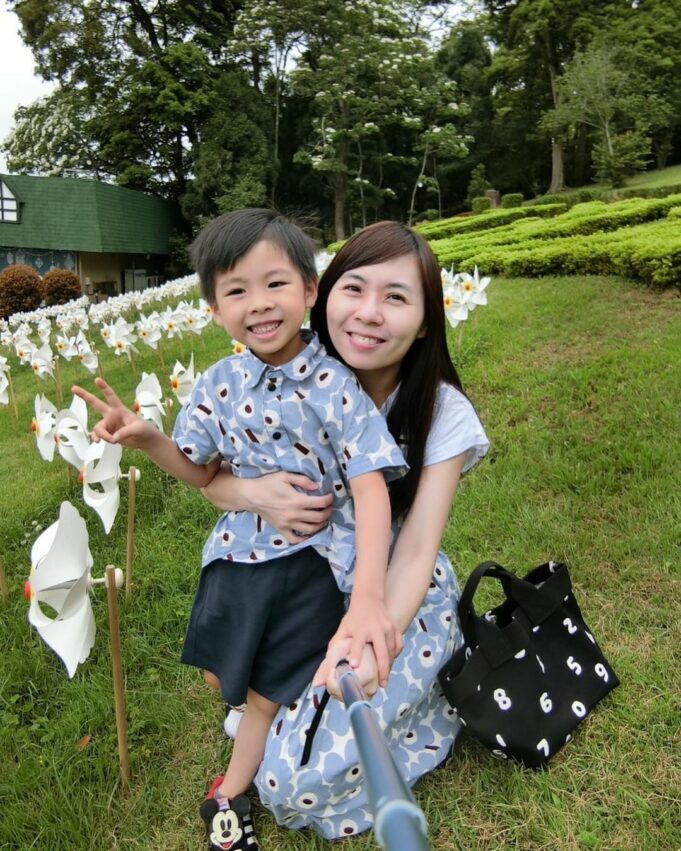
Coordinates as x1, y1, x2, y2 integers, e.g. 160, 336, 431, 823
173, 331, 407, 567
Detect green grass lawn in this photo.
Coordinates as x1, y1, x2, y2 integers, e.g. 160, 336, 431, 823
624, 163, 681, 189
1, 276, 679, 850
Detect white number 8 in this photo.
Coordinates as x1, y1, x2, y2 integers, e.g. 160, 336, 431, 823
493, 688, 512, 710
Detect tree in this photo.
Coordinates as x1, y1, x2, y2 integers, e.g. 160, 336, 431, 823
291, 0, 468, 238
481, 0, 609, 194
544, 44, 651, 186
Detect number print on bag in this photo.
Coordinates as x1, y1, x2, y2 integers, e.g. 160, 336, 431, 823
571, 700, 587, 718
595, 663, 609, 682
536, 738, 550, 757
539, 692, 553, 714
495, 734, 507, 747
493, 688, 512, 710
563, 617, 578, 634
567, 655, 582, 675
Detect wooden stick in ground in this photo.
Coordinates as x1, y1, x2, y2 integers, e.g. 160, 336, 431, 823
7, 371, 19, 426
164, 398, 174, 437
0, 557, 8, 598
106, 564, 130, 790
125, 467, 137, 598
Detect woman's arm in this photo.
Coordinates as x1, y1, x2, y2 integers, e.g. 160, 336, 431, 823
384, 453, 467, 632
201, 466, 333, 542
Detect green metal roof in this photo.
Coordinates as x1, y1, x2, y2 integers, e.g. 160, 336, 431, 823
0, 174, 180, 254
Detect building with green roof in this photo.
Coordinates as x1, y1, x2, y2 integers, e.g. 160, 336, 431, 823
0, 174, 182, 298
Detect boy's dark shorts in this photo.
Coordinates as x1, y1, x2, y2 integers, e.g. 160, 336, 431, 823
181, 547, 346, 706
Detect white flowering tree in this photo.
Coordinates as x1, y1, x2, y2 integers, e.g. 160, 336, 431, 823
290, 0, 468, 238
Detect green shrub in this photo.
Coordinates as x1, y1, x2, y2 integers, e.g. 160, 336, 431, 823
667, 207, 681, 219
0, 263, 43, 318
471, 196, 492, 214
326, 239, 346, 253
41, 267, 83, 306
501, 193, 524, 208
466, 164, 489, 207
414, 208, 440, 223
416, 204, 567, 241
593, 129, 651, 187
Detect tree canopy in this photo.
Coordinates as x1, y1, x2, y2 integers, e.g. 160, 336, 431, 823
4, 0, 681, 244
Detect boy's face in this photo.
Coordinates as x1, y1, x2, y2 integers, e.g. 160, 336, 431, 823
212, 240, 318, 366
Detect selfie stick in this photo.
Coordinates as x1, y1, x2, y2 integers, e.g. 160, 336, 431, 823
336, 661, 431, 851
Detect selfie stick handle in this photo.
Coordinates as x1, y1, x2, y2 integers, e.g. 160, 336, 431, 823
336, 661, 430, 851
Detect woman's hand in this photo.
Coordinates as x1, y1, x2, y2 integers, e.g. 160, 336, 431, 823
202, 468, 333, 543
314, 639, 380, 700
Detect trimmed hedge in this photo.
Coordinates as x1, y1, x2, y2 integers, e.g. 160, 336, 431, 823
501, 193, 524, 208
471, 196, 492, 214
0, 264, 43, 318
527, 182, 681, 209
431, 218, 681, 288
429, 194, 681, 270
415, 203, 567, 241
41, 267, 83, 306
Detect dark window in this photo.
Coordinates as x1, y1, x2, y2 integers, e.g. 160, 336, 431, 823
0, 182, 19, 222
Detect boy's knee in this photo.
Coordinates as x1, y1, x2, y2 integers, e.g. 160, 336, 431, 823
203, 670, 221, 689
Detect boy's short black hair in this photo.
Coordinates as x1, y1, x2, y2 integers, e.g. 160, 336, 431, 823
190, 208, 318, 303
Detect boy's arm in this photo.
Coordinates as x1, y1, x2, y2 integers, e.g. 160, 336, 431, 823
73, 378, 220, 489
327, 470, 402, 687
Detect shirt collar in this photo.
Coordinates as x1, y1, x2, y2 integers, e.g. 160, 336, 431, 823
242, 329, 327, 388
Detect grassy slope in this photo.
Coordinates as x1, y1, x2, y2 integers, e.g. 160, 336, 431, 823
0, 277, 679, 850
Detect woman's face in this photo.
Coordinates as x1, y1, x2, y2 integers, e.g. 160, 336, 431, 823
325, 253, 426, 386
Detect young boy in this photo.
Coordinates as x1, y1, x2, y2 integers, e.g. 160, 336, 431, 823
74, 209, 405, 851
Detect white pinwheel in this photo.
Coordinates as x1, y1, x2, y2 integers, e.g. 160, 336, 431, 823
110, 318, 138, 359
159, 305, 186, 339
30, 343, 55, 379
55, 334, 78, 360
75, 332, 99, 374
32, 394, 58, 461
315, 250, 335, 276
0, 355, 9, 405
37, 318, 52, 344
136, 312, 163, 349
458, 266, 490, 311
170, 354, 201, 406
26, 502, 95, 678
15, 338, 35, 366
81, 441, 123, 533
443, 283, 469, 328
134, 371, 164, 429
54, 396, 90, 469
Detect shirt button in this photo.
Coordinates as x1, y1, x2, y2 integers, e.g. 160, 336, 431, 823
272, 431, 282, 440
267, 381, 276, 391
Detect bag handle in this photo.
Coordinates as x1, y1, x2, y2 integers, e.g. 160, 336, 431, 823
459, 560, 560, 641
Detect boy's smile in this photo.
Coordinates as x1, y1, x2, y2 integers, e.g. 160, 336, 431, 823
211, 240, 318, 366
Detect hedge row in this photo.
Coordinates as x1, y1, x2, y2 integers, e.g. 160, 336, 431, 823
526, 182, 681, 209
429, 195, 681, 262
431, 218, 681, 288
414, 203, 567, 241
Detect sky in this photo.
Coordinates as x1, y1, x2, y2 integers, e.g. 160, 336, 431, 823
0, 6, 54, 171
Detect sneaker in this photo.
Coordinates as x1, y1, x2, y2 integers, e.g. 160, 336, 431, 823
200, 778, 259, 850
223, 708, 244, 740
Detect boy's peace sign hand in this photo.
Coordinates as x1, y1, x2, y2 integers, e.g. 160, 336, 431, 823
72, 377, 154, 449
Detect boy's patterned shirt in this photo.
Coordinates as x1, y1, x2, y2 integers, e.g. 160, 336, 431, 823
173, 331, 406, 568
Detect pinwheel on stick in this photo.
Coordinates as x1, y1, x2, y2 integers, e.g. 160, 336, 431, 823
25, 502, 130, 788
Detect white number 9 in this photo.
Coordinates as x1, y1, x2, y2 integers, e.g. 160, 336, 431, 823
595, 663, 609, 682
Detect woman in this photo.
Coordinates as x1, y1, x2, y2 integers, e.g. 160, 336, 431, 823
202, 221, 489, 839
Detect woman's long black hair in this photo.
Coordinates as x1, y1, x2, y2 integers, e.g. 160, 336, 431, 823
311, 221, 463, 518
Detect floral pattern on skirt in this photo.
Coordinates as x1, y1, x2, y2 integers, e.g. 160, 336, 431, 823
254, 550, 463, 839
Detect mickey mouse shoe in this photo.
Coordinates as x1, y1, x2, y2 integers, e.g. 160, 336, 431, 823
200, 786, 259, 851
